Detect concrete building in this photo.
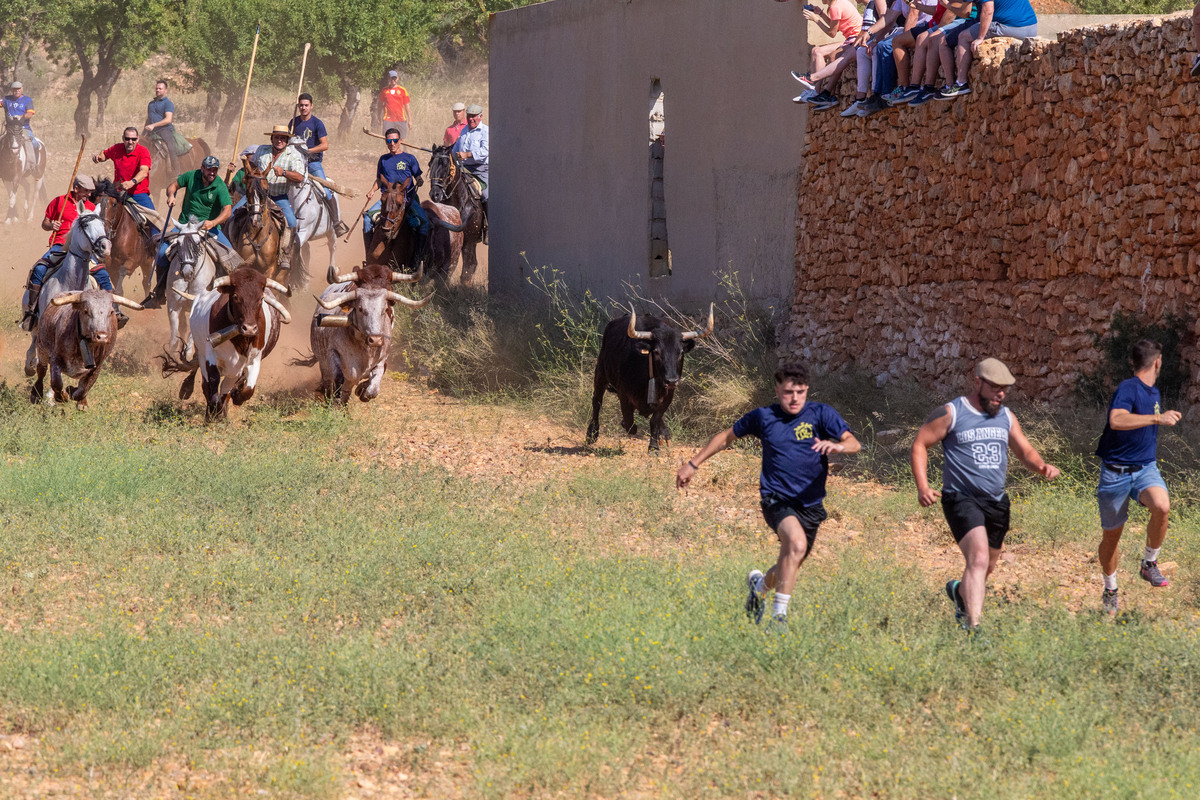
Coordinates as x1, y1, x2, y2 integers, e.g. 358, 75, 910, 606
488, 0, 809, 307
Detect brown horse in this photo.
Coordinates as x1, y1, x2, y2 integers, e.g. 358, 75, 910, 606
224, 156, 286, 285
355, 178, 466, 285
148, 136, 211, 199
94, 179, 155, 296
427, 144, 484, 286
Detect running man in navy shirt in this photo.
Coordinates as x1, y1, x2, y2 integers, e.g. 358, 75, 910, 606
912, 358, 1059, 632
677, 363, 861, 630
1094, 340, 1181, 615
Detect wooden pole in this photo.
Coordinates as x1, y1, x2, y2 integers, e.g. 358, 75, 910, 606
288, 43, 312, 134
361, 127, 433, 153
343, 186, 376, 243
226, 20, 261, 185
47, 134, 87, 247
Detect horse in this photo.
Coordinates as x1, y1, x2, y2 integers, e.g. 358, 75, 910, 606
427, 144, 484, 286
360, 177, 418, 277
164, 216, 221, 363
0, 115, 47, 224
93, 178, 157, 297
148, 136, 211, 199
23, 211, 111, 375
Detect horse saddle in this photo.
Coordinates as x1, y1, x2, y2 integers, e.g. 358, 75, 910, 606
33, 248, 68, 286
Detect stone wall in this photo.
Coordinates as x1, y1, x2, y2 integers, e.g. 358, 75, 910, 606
789, 14, 1200, 405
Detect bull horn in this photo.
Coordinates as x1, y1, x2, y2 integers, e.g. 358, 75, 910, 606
385, 290, 432, 308
172, 287, 196, 302
51, 291, 85, 306
315, 289, 356, 310
317, 314, 351, 327
333, 270, 360, 284
265, 278, 291, 296
212, 275, 231, 288
265, 295, 292, 324
391, 262, 422, 283
112, 294, 145, 311
626, 304, 653, 340
681, 303, 715, 341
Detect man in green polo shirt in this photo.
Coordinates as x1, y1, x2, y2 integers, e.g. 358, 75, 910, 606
144, 155, 234, 308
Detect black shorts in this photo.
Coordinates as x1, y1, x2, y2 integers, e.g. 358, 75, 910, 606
941, 491, 1010, 550
761, 495, 827, 551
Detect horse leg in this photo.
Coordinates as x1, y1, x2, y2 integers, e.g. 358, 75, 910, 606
460, 241, 478, 287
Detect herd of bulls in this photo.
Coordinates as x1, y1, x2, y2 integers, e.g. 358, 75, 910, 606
20, 204, 716, 443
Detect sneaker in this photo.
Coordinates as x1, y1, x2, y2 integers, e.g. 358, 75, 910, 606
945, 579, 967, 626
766, 613, 788, 634
840, 100, 864, 117
881, 87, 909, 106
1191, 54, 1200, 78
745, 570, 766, 624
1140, 560, 1170, 587
1102, 587, 1120, 615
856, 95, 887, 117
811, 93, 839, 111
937, 82, 972, 99
791, 90, 817, 104
791, 70, 816, 90
907, 88, 937, 107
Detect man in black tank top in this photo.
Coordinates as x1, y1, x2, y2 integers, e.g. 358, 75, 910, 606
911, 358, 1060, 632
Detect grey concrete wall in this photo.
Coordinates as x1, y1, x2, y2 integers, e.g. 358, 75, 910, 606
489, 0, 808, 308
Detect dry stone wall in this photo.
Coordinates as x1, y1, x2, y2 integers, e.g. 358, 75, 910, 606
790, 15, 1200, 406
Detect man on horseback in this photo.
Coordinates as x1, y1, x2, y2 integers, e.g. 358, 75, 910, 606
365, 127, 430, 270
144, 80, 191, 176
2, 81, 40, 167
23, 175, 120, 329
451, 104, 488, 244
249, 125, 306, 273
142, 155, 234, 308
92, 127, 158, 214
290, 93, 348, 236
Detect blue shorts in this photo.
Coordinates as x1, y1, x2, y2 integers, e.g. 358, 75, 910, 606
1097, 462, 1168, 531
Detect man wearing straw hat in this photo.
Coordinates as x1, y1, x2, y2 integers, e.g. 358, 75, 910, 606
248, 124, 307, 272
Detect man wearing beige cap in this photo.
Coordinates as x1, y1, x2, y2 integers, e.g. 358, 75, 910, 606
443, 102, 467, 146
911, 358, 1060, 632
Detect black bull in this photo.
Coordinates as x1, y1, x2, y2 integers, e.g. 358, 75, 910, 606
586, 305, 714, 450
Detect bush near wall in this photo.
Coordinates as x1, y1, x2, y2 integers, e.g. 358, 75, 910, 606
791, 15, 1200, 408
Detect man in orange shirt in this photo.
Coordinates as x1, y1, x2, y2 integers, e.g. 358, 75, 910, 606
378, 70, 413, 139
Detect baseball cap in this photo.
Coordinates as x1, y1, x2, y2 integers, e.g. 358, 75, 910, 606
387, 70, 399, 78
452, 102, 466, 111
201, 155, 220, 169
465, 104, 483, 116
975, 358, 1016, 386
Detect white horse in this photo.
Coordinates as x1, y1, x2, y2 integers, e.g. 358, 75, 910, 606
23, 211, 111, 374
165, 216, 220, 362
288, 177, 339, 289
1, 115, 47, 224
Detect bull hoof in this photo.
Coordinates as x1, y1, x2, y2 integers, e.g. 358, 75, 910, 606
585, 423, 599, 445
76, 398, 89, 411
648, 440, 661, 452
28, 385, 39, 404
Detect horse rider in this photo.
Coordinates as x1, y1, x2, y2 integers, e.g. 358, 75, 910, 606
365, 126, 430, 268
144, 79, 190, 175
92, 127, 158, 216
451, 103, 488, 243
23, 175, 123, 328
443, 102, 467, 146
289, 93, 348, 235
142, 155, 234, 309
249, 124, 307, 272
2, 81, 40, 166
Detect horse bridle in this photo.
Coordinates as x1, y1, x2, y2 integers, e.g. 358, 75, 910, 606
377, 181, 410, 243
67, 213, 111, 261
429, 149, 459, 203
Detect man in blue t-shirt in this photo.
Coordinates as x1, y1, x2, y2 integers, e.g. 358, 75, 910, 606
676, 363, 861, 631
289, 93, 347, 235
364, 127, 430, 264
1094, 340, 1181, 615
2, 81, 39, 165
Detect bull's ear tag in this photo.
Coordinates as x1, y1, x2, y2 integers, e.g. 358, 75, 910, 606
636, 344, 651, 355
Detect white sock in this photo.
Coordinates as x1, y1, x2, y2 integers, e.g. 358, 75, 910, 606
1144, 546, 1160, 564
1103, 573, 1117, 591
773, 593, 791, 617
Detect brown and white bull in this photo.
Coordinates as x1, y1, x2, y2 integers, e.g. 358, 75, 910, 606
171, 267, 292, 420
306, 262, 430, 404
31, 288, 143, 408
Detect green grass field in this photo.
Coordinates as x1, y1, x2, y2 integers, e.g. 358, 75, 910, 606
3, 372, 1200, 798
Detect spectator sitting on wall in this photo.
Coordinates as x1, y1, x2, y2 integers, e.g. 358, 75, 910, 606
793, 40, 854, 105
880, 0, 937, 106
904, 0, 980, 105
928, 1, 981, 96
860, 0, 916, 107
839, 0, 888, 117
1191, 2, 1200, 77
791, 0, 864, 111
941, 0, 1037, 98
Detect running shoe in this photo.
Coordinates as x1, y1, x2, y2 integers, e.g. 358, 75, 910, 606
1140, 560, 1170, 587
856, 94, 885, 116
1102, 587, 1120, 615
840, 100, 863, 117
766, 613, 789, 634
811, 92, 840, 111
1192, 54, 1200, 78
792, 89, 818, 104
908, 88, 936, 107
745, 570, 766, 624
945, 579, 966, 625
893, 86, 923, 104
937, 82, 972, 99
791, 70, 816, 90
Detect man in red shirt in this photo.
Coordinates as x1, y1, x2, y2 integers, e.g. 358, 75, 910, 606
443, 102, 467, 146
378, 70, 413, 139
92, 127, 156, 212
22, 175, 119, 329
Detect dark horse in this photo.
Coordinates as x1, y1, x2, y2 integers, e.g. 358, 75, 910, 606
93, 178, 156, 297
148, 136, 211, 199
427, 145, 484, 286
360, 177, 419, 278
1, 115, 47, 223
224, 155, 287, 286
